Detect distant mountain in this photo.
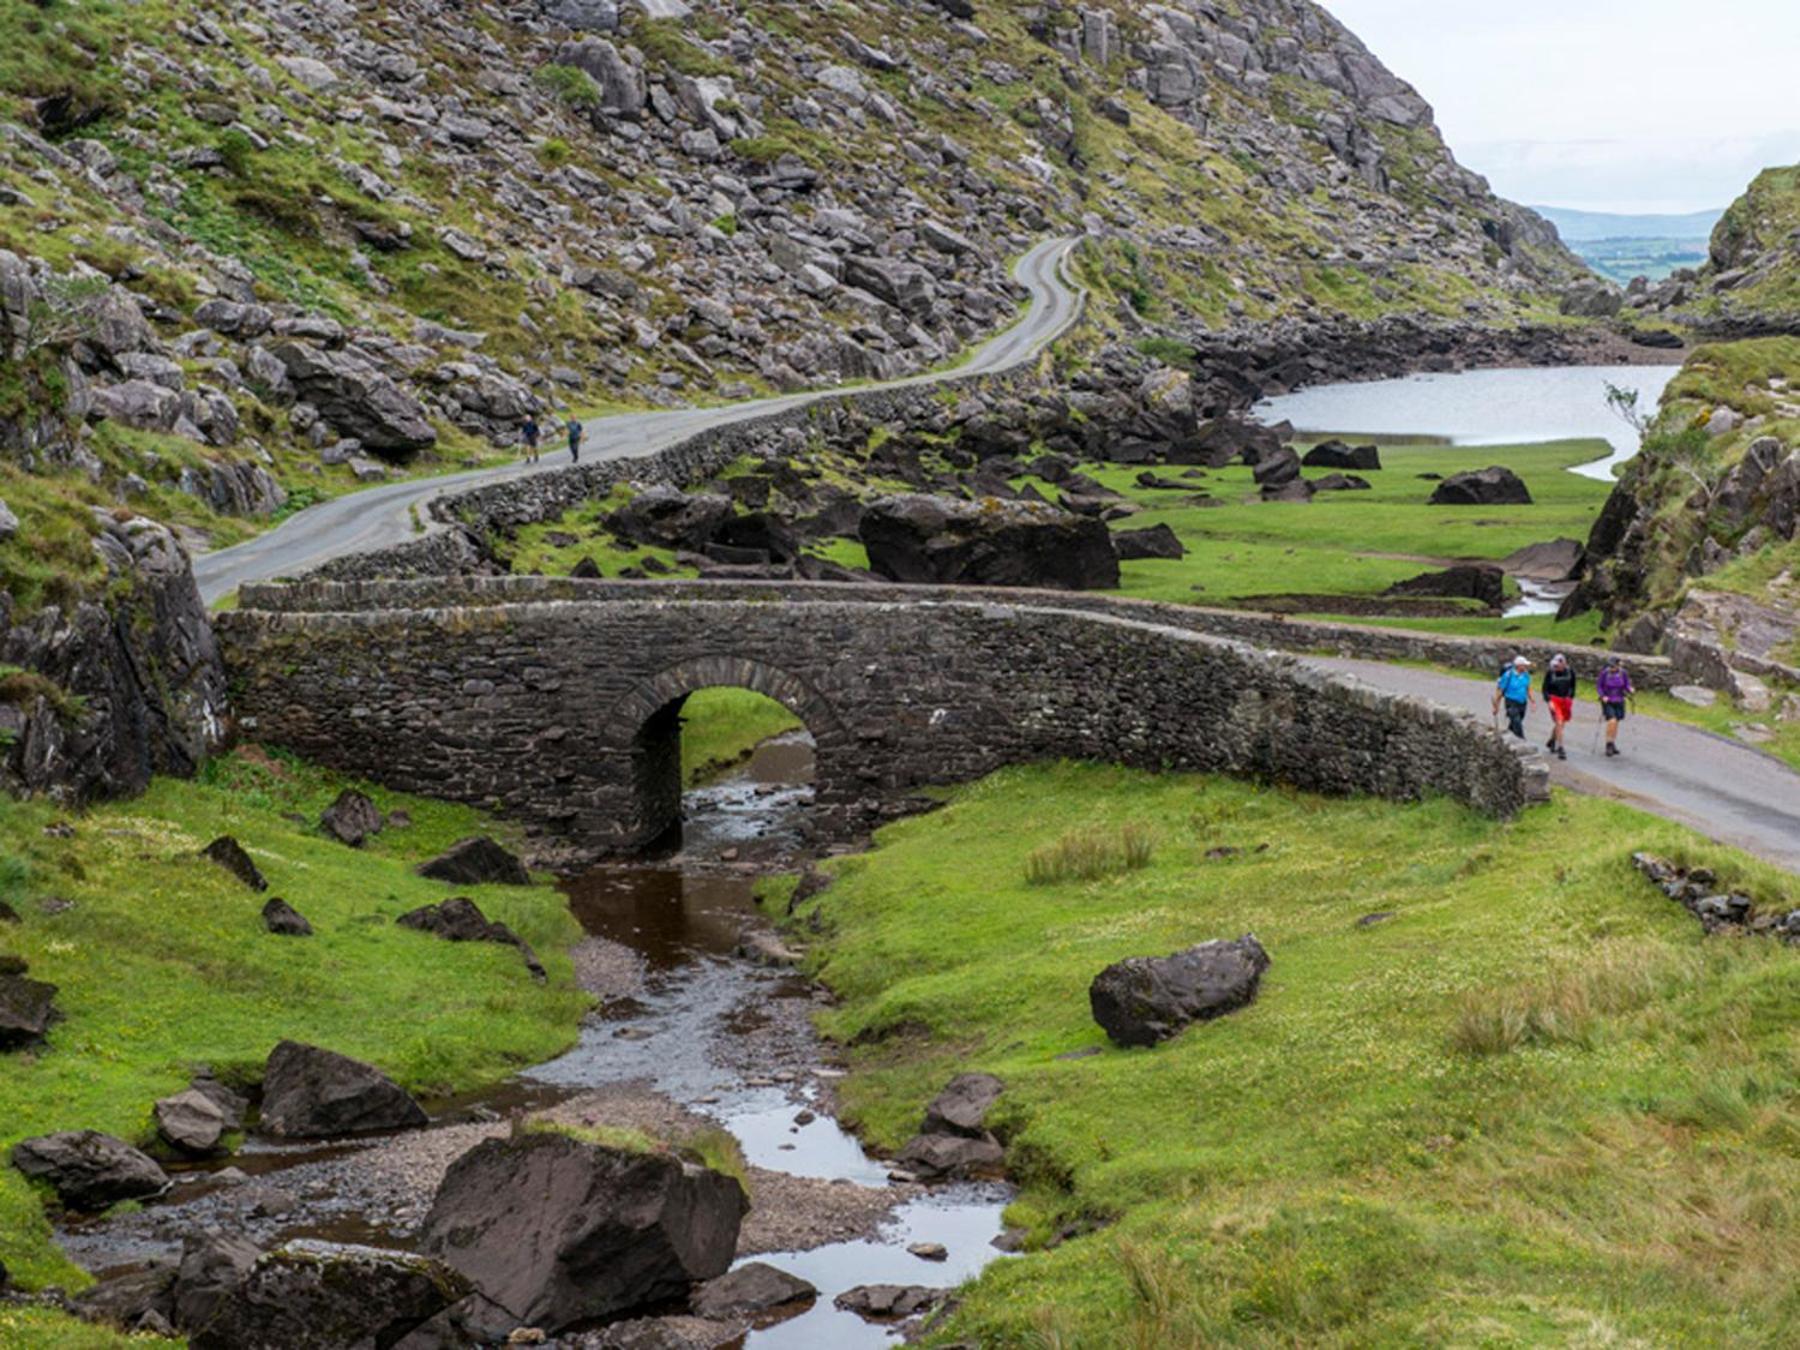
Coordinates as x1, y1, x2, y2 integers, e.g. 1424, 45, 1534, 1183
1532, 205, 1724, 242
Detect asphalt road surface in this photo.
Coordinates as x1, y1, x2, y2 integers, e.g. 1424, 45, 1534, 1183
193, 236, 1085, 604
1318, 657, 1800, 873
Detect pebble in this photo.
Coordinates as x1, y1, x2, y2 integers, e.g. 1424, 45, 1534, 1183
908, 1242, 949, 1261
794, 1110, 816, 1126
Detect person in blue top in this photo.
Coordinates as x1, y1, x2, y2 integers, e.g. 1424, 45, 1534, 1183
1491, 654, 1536, 740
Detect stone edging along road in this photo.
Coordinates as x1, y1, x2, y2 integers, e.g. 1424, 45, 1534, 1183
192, 237, 1085, 605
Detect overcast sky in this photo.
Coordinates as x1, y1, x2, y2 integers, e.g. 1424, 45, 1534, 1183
1319, 0, 1800, 216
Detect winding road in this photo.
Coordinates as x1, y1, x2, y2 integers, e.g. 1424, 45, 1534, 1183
193, 237, 1084, 604
192, 234, 1800, 873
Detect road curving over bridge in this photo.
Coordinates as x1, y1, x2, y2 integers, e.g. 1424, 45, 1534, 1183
218, 578, 1545, 859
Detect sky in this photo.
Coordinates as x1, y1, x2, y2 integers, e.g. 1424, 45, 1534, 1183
1318, 0, 1800, 217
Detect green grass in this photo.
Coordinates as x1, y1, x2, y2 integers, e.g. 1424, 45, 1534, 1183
680, 688, 804, 785
779, 763, 1800, 1346
1065, 437, 1614, 640
0, 747, 588, 1296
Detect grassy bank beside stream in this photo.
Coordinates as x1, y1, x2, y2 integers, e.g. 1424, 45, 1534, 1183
0, 747, 587, 1309
777, 763, 1800, 1346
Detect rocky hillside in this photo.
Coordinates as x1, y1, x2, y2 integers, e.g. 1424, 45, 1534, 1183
1633, 164, 1800, 335
0, 0, 1593, 801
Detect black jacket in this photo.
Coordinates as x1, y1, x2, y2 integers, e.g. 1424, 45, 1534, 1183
1542, 668, 1577, 699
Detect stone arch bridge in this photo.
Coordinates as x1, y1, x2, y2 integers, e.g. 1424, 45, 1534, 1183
218, 579, 1544, 857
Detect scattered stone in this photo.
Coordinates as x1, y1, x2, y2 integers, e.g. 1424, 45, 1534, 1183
833, 1284, 946, 1321
1428, 466, 1532, 506
1631, 853, 1798, 942
202, 836, 267, 892
10, 1130, 170, 1210
1355, 912, 1396, 927
1089, 935, 1271, 1047
907, 1242, 948, 1262
894, 1130, 1004, 1181
0, 967, 59, 1049
188, 1241, 468, 1350
189, 1073, 250, 1130
155, 1088, 229, 1155
921, 1073, 1003, 1138
689, 1262, 816, 1319
261, 898, 313, 937
416, 837, 531, 887
319, 789, 384, 847
397, 897, 544, 980
71, 1262, 177, 1332
1669, 685, 1717, 708
173, 1228, 262, 1334
258, 1040, 428, 1138
1112, 523, 1186, 560
1301, 440, 1381, 471
420, 1130, 748, 1331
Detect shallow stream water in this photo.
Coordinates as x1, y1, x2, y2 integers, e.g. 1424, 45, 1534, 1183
59, 733, 1012, 1345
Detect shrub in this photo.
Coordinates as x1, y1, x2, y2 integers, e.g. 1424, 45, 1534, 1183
534, 64, 602, 113
217, 129, 255, 177
1135, 336, 1197, 366
1025, 824, 1156, 885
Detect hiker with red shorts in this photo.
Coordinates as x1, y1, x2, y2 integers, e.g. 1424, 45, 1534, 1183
1541, 653, 1576, 761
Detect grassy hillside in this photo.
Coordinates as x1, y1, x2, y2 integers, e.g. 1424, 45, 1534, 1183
0, 746, 588, 1296
778, 763, 1800, 1346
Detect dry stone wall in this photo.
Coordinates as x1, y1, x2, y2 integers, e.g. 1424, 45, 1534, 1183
220, 580, 1548, 858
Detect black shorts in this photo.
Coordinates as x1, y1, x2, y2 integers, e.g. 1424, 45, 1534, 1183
1602, 701, 1626, 722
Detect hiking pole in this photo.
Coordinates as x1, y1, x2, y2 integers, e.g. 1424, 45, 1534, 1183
1590, 708, 1602, 756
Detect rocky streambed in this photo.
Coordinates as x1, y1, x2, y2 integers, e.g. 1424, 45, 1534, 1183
51, 737, 1015, 1346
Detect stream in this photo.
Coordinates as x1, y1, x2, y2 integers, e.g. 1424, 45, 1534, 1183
57, 733, 1013, 1345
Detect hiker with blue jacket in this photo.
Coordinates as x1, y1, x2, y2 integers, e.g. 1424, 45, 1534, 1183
1492, 654, 1536, 740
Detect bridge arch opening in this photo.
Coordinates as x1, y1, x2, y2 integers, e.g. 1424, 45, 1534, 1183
605, 657, 842, 853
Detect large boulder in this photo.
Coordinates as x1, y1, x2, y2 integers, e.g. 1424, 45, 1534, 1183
1301, 440, 1381, 471
261, 898, 314, 937
553, 37, 642, 117
318, 789, 383, 847
258, 1041, 428, 1139
1385, 564, 1507, 610
607, 485, 734, 552
271, 342, 437, 458
1089, 935, 1271, 1047
1429, 466, 1532, 506
1252, 446, 1303, 490
11, 1130, 170, 1210
420, 1131, 748, 1331
188, 1241, 468, 1350
0, 969, 59, 1049
1166, 417, 1284, 468
860, 494, 1120, 590
416, 836, 530, 887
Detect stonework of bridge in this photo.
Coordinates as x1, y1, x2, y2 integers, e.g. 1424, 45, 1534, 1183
217, 578, 1547, 857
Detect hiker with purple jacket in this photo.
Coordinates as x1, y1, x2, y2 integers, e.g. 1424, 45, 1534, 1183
1596, 655, 1635, 758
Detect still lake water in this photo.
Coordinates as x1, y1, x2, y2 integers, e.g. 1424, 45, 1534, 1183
1254, 364, 1681, 482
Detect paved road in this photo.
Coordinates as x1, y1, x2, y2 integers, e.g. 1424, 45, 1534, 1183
194, 237, 1085, 604
1319, 657, 1800, 872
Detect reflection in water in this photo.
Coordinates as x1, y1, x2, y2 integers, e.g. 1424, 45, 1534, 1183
1254, 363, 1681, 482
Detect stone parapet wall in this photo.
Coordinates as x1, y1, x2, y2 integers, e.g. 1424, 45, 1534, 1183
240, 576, 1684, 693
220, 583, 1548, 858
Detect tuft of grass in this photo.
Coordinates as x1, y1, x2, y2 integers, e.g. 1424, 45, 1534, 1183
1024, 823, 1156, 885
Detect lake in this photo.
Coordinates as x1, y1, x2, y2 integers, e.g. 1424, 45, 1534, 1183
1254, 364, 1681, 482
